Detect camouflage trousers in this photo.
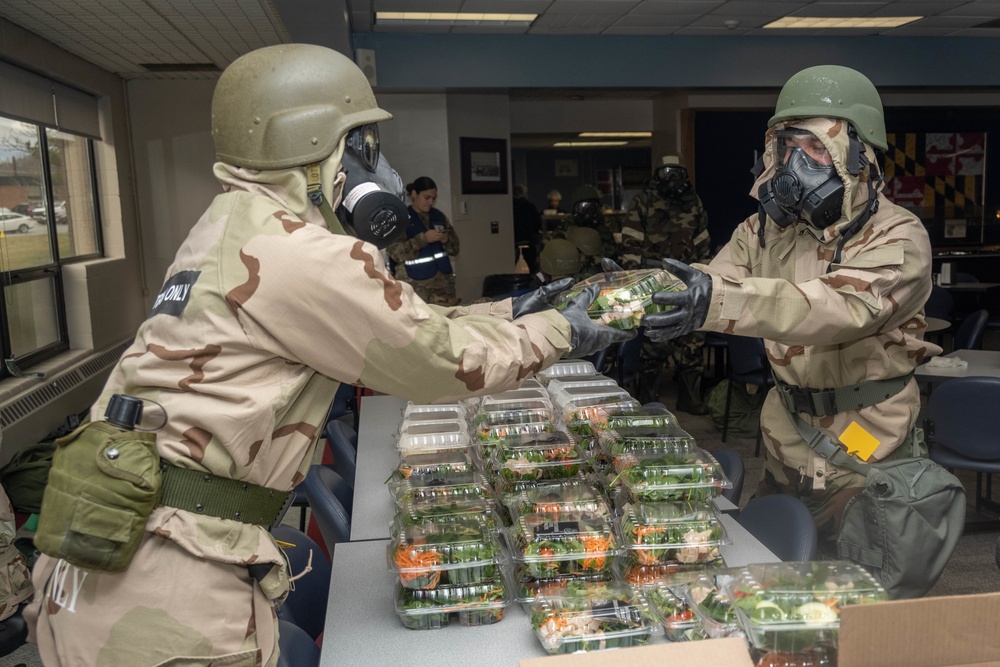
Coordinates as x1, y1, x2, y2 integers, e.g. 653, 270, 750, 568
405, 271, 459, 307
639, 331, 706, 391
26, 533, 279, 667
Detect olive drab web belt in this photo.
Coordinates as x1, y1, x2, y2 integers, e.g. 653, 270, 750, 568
158, 462, 293, 528
774, 373, 913, 418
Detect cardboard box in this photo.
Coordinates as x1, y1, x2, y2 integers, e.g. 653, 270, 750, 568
518, 637, 754, 666
840, 591, 1000, 667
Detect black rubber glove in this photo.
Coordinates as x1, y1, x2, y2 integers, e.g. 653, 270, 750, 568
642, 258, 713, 343
560, 284, 636, 358
511, 277, 574, 318
601, 257, 624, 273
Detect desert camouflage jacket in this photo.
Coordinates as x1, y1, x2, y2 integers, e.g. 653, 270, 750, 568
698, 117, 941, 469
93, 149, 571, 595
621, 183, 711, 269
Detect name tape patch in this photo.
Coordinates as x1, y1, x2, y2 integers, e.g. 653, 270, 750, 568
149, 270, 200, 318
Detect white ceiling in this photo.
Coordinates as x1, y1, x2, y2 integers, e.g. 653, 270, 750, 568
2, 0, 1000, 80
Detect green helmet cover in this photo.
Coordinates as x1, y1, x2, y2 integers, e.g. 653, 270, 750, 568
566, 226, 603, 257
768, 65, 886, 151
212, 44, 392, 169
570, 185, 601, 206
539, 238, 582, 277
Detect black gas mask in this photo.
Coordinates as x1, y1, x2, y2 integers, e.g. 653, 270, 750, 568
572, 200, 601, 227
336, 124, 407, 248
758, 129, 844, 230
654, 164, 688, 198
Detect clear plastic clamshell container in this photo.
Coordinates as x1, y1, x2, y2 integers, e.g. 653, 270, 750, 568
388, 519, 504, 590
397, 420, 473, 453
388, 450, 478, 494
474, 407, 555, 431
602, 405, 677, 431
490, 431, 589, 487
562, 396, 644, 438
598, 423, 698, 458
550, 385, 632, 412
479, 390, 552, 413
508, 510, 619, 578
503, 479, 612, 519
553, 269, 683, 330
683, 570, 747, 640
394, 577, 511, 630
645, 580, 704, 642
729, 561, 886, 654
393, 469, 494, 518
610, 448, 730, 502
618, 501, 729, 568
535, 359, 598, 385
403, 401, 472, 421
512, 566, 615, 608
529, 582, 661, 654
545, 374, 617, 395
475, 419, 559, 456
391, 507, 496, 533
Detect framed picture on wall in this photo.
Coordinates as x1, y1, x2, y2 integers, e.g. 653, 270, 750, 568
460, 137, 508, 194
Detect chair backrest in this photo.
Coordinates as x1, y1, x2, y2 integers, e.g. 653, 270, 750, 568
737, 494, 817, 561
953, 309, 988, 350
725, 335, 771, 385
924, 284, 954, 321
271, 524, 332, 641
927, 376, 1000, 460
323, 419, 358, 487
710, 449, 744, 505
276, 619, 320, 667
304, 465, 353, 551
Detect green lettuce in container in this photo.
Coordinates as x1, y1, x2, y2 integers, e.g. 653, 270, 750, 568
394, 577, 510, 629
553, 269, 683, 330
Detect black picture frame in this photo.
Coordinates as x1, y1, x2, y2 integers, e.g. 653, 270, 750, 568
460, 137, 508, 194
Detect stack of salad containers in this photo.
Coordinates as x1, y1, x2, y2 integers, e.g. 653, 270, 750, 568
388, 400, 513, 629
552, 269, 682, 330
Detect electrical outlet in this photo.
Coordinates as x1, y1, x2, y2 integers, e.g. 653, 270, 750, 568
461, 201, 468, 215
490, 221, 499, 234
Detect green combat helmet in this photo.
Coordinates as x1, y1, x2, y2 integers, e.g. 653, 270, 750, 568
212, 44, 392, 169
539, 238, 582, 278
571, 185, 602, 208
566, 226, 603, 258
768, 65, 886, 151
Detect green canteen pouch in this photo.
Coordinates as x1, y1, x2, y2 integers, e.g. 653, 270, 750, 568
34, 421, 161, 572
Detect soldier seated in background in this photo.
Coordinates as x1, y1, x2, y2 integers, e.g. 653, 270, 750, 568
621, 155, 712, 413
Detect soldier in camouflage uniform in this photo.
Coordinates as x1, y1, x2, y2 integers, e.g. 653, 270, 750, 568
0, 483, 32, 622
25, 45, 631, 666
642, 66, 940, 551
542, 185, 617, 268
386, 176, 461, 306
622, 156, 712, 412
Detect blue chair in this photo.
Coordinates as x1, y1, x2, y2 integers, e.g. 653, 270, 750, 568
272, 524, 332, 641
737, 494, 817, 561
926, 376, 1000, 514
710, 449, 745, 506
276, 619, 320, 667
323, 419, 358, 488
303, 466, 353, 552
722, 335, 773, 456
952, 309, 988, 351
924, 284, 954, 322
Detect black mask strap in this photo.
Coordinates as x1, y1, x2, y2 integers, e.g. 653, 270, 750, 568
752, 155, 767, 248
829, 158, 883, 271
306, 163, 348, 235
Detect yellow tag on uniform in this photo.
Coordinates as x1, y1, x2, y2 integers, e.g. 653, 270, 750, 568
839, 421, 880, 461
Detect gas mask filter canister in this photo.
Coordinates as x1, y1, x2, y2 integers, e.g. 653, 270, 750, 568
337, 124, 408, 248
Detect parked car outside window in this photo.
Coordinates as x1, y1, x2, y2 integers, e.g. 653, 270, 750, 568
0, 212, 39, 233
26, 201, 67, 223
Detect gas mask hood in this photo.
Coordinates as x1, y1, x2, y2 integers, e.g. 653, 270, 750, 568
335, 123, 407, 248
758, 129, 844, 230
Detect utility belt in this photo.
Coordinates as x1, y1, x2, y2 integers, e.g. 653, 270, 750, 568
159, 462, 293, 527
774, 373, 913, 418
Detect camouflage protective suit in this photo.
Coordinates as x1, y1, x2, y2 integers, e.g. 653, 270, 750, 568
548, 219, 617, 278
0, 483, 32, 621
386, 207, 461, 306
695, 117, 940, 544
623, 180, 711, 402
26, 140, 571, 666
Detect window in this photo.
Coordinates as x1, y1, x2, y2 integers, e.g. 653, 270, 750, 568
0, 115, 102, 378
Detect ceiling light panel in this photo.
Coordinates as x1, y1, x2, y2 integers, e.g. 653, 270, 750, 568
764, 16, 922, 28
554, 141, 629, 146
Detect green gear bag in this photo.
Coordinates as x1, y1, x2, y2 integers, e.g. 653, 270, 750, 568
34, 421, 161, 572
0, 441, 56, 514
707, 379, 765, 439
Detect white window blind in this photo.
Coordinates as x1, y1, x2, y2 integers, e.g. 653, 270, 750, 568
0, 60, 101, 139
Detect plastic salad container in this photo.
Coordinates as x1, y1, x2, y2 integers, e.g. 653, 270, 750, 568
545, 374, 617, 395
388, 519, 504, 590
529, 582, 660, 654
512, 566, 615, 608
403, 401, 472, 419
645, 580, 704, 642
683, 570, 747, 640
550, 385, 631, 411
598, 424, 697, 458
393, 469, 494, 518
503, 479, 611, 519
730, 561, 886, 653
618, 501, 729, 567
490, 431, 589, 486
535, 360, 597, 385
553, 269, 682, 330
509, 510, 619, 578
610, 448, 730, 502
474, 407, 555, 432
562, 396, 644, 438
612, 554, 725, 587
479, 392, 552, 414
388, 450, 478, 493
394, 577, 510, 629
392, 506, 496, 532
397, 420, 473, 453
602, 405, 677, 431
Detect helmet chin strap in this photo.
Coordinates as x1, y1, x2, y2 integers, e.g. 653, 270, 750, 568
306, 163, 348, 235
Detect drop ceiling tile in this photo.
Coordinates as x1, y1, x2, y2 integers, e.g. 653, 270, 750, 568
544, 0, 640, 14
939, 0, 1000, 16
374, 0, 465, 11
627, 0, 723, 15
601, 25, 680, 33
687, 13, 769, 27
907, 15, 989, 26
710, 1, 808, 15
459, 0, 553, 11
790, 2, 890, 17
612, 13, 699, 26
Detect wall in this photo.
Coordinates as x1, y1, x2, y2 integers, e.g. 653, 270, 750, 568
127, 79, 219, 302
